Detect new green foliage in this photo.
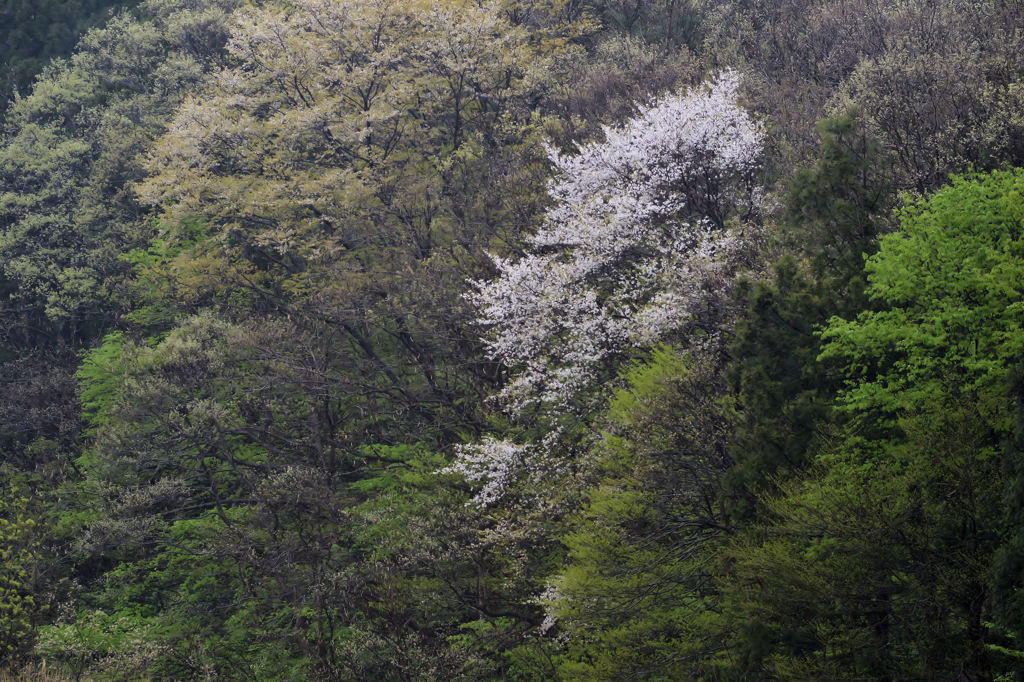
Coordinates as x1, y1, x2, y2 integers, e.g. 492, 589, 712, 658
820, 170, 1024, 424
721, 169, 1024, 678
549, 347, 735, 679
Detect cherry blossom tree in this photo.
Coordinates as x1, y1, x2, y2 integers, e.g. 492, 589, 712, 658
452, 71, 765, 506
470, 70, 764, 413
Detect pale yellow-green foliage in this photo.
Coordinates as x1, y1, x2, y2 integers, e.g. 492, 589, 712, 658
0, 0, 240, 320
137, 0, 578, 297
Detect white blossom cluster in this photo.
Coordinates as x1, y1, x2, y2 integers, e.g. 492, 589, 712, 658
535, 582, 564, 635
468, 71, 764, 412
451, 73, 763, 507
442, 437, 528, 506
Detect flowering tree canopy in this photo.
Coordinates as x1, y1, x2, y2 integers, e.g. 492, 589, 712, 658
469, 71, 764, 412
449, 72, 764, 507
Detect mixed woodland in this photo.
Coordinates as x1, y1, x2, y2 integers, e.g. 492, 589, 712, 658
2, 0, 1024, 678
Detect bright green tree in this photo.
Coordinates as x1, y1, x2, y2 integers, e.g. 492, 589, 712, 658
547, 346, 736, 680
721, 169, 1024, 678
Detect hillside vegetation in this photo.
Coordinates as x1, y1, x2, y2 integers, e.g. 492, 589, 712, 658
2, 0, 1024, 678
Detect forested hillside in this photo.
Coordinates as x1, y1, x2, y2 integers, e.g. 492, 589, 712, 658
1, 0, 1024, 678
0, 0, 132, 112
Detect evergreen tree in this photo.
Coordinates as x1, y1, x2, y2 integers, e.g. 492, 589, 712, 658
728, 112, 890, 505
